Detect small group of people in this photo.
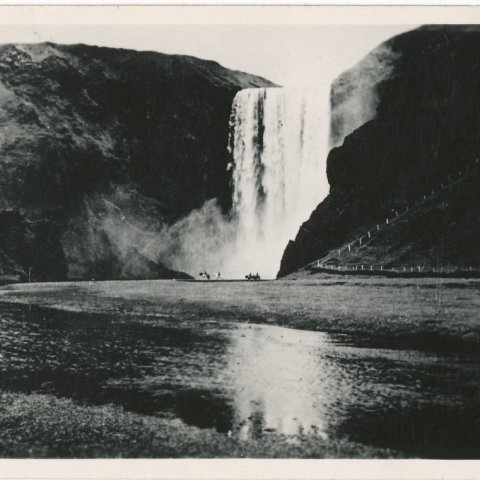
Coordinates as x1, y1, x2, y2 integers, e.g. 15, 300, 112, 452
197, 271, 261, 280
198, 271, 222, 280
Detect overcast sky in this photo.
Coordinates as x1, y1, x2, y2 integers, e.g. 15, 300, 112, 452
0, 24, 414, 86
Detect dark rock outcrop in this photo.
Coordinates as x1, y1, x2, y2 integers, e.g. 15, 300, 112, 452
0, 42, 274, 283
278, 26, 480, 277
0, 210, 67, 284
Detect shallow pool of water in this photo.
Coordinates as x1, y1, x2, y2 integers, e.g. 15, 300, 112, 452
0, 290, 479, 458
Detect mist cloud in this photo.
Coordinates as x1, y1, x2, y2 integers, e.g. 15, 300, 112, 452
330, 44, 399, 148
61, 186, 236, 279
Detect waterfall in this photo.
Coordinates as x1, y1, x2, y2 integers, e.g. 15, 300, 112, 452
225, 87, 330, 278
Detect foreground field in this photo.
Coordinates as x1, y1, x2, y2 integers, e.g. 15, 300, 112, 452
0, 276, 479, 458
2, 276, 479, 354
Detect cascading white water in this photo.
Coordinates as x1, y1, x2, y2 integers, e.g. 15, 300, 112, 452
225, 87, 330, 278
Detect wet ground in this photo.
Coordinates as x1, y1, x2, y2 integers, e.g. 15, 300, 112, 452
0, 277, 479, 458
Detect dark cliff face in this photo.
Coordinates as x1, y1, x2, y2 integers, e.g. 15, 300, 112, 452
0, 42, 274, 284
278, 26, 480, 277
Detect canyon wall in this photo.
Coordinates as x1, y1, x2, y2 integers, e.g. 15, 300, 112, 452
279, 26, 480, 277
0, 42, 273, 283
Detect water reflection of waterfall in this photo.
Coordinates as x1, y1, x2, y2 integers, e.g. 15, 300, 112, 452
225, 324, 339, 440
226, 87, 330, 278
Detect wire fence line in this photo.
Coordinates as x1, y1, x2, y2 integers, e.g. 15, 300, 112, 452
311, 263, 479, 276
306, 157, 480, 274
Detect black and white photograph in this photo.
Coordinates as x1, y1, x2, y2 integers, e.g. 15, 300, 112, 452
0, 5, 479, 468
